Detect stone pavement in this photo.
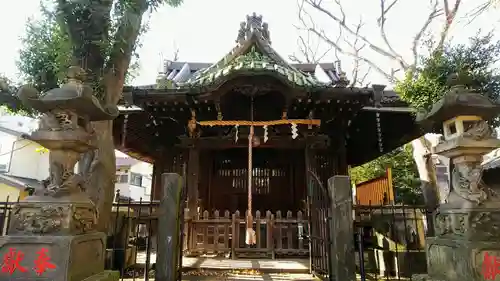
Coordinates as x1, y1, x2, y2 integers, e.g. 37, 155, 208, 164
135, 253, 309, 273
122, 273, 318, 281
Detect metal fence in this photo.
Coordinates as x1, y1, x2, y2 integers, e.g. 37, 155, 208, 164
107, 196, 161, 280
354, 203, 433, 281
0, 196, 19, 236
0, 195, 435, 280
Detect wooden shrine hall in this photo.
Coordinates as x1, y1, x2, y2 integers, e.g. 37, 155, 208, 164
114, 13, 419, 258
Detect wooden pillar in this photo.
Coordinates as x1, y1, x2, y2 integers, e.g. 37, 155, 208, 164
187, 148, 200, 217
152, 158, 165, 201
336, 127, 348, 175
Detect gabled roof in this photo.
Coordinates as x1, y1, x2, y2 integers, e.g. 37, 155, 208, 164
162, 61, 341, 84
181, 36, 327, 89
155, 13, 348, 91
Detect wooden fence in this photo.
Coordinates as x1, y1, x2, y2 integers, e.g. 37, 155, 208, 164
184, 210, 309, 259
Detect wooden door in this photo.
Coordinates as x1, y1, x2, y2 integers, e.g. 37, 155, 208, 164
210, 148, 293, 213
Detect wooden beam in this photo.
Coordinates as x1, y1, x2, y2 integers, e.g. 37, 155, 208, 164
177, 135, 330, 150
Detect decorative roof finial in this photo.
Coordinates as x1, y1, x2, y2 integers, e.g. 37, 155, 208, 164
446, 72, 472, 89
66, 66, 86, 85
235, 13, 271, 45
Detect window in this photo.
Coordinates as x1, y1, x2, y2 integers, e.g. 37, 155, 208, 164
130, 173, 143, 187
115, 174, 128, 183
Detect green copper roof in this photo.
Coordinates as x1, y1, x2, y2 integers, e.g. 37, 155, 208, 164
180, 44, 326, 89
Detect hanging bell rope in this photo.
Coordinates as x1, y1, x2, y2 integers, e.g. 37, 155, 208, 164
245, 97, 257, 246
246, 123, 256, 245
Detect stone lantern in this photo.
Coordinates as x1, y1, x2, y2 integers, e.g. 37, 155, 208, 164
0, 66, 119, 281
414, 73, 500, 281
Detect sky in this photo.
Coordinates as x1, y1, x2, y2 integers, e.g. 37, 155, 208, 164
0, 0, 499, 87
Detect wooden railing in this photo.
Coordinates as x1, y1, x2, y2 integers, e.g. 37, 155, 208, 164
184, 210, 309, 259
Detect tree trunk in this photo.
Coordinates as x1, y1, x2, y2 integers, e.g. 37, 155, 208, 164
411, 135, 440, 236
412, 135, 440, 207
87, 120, 116, 233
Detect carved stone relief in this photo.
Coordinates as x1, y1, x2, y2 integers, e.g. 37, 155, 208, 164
72, 206, 97, 233
12, 205, 65, 234
469, 212, 500, 240
450, 161, 487, 205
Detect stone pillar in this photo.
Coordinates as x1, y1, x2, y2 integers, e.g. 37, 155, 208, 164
155, 173, 183, 281
413, 73, 500, 281
0, 66, 119, 281
328, 175, 356, 281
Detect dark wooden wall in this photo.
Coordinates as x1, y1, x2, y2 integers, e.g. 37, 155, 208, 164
205, 148, 303, 213
151, 145, 345, 213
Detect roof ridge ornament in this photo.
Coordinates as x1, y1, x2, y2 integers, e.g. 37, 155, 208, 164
236, 12, 271, 45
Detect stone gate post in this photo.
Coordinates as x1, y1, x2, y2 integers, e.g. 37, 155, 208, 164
155, 173, 184, 281
328, 175, 356, 281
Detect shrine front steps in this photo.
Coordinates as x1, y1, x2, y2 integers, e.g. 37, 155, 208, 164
82, 271, 120, 281
121, 272, 319, 281
180, 257, 310, 274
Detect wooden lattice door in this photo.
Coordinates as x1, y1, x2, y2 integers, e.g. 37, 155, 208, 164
211, 148, 292, 213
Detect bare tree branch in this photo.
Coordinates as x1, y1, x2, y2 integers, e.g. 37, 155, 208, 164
173, 48, 180, 61
308, 27, 396, 82
303, 0, 408, 67
346, 18, 369, 86
436, 0, 462, 50
411, 0, 442, 73
297, 0, 463, 82
465, 0, 499, 24
290, 0, 333, 63
358, 66, 372, 86
377, 0, 409, 70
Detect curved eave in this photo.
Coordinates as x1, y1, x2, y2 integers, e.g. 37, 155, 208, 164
181, 68, 326, 91
121, 79, 374, 107
346, 107, 422, 166
115, 145, 153, 164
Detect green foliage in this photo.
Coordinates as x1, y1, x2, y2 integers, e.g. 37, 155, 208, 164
350, 144, 423, 204
18, 15, 72, 93
0, 76, 34, 116
7, 0, 182, 110
352, 33, 500, 205
396, 33, 500, 111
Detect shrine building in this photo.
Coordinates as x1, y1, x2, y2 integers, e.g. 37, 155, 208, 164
114, 13, 419, 252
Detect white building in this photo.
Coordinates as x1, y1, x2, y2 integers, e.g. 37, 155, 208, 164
0, 114, 152, 202
115, 151, 152, 201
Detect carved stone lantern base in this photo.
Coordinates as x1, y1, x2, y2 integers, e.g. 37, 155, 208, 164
417, 208, 500, 281
416, 132, 500, 280
9, 194, 97, 235
0, 232, 113, 281
0, 194, 118, 281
